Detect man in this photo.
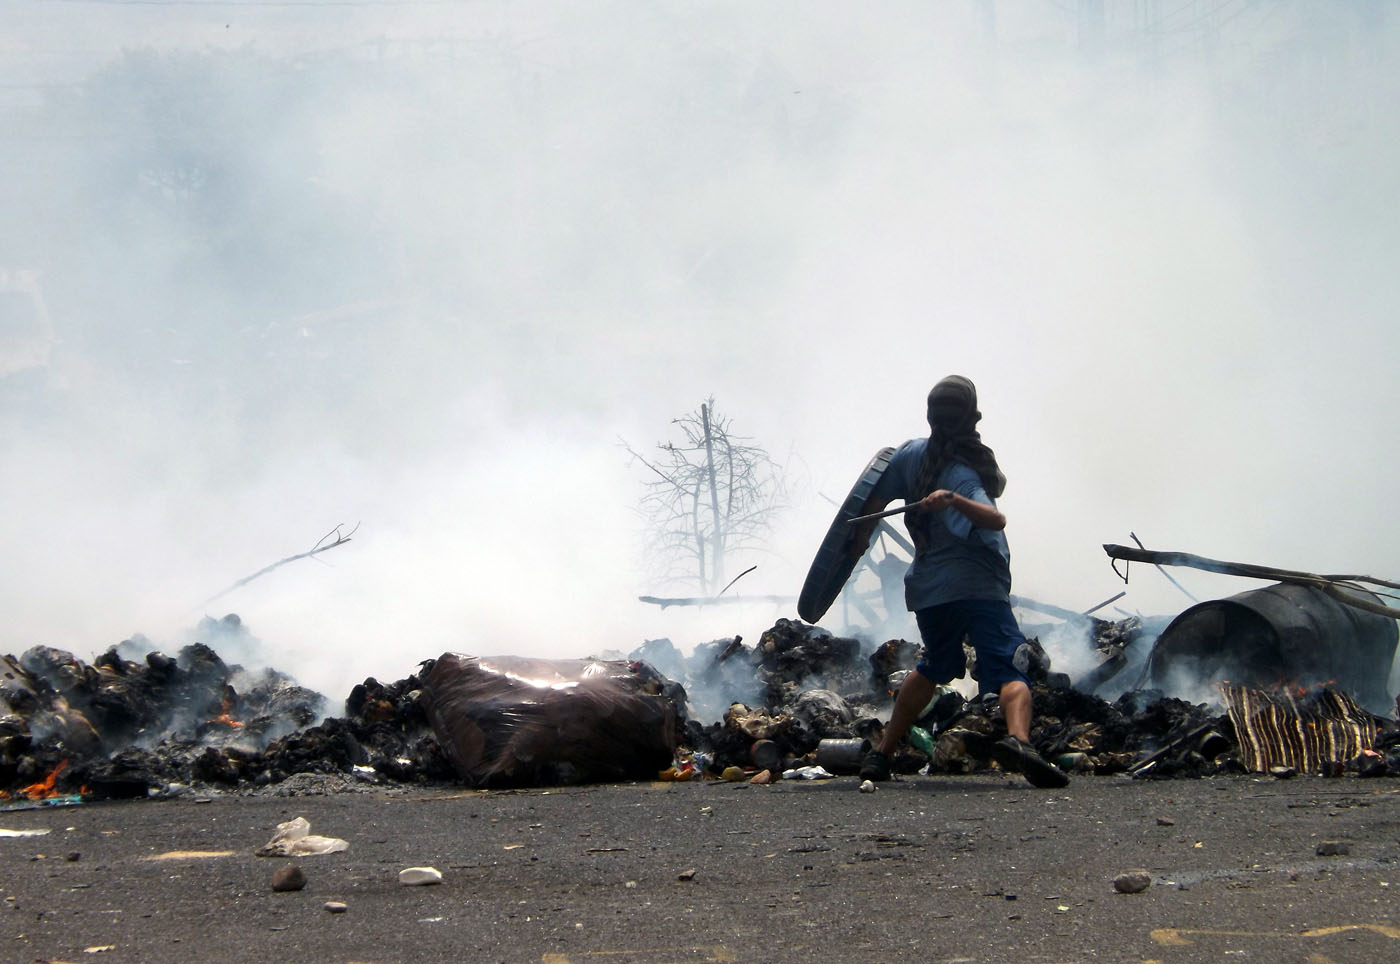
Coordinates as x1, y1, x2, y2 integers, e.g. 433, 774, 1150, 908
853, 375, 1067, 789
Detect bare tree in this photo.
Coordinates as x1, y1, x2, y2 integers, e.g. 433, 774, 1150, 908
624, 397, 788, 596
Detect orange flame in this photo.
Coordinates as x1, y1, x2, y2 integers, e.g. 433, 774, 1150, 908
17, 760, 68, 800
208, 694, 245, 728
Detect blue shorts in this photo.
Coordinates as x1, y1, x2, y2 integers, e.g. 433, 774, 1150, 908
914, 599, 1029, 695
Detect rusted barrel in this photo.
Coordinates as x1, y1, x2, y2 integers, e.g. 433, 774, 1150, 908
1145, 582, 1397, 713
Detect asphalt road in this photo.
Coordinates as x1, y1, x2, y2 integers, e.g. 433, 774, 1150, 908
2, 771, 1398, 964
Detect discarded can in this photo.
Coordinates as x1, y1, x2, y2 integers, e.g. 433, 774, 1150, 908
751, 739, 782, 773
815, 738, 871, 775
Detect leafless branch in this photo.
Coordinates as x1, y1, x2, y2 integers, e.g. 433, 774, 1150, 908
196, 522, 360, 610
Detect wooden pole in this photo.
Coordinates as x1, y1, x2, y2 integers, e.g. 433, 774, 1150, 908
1102, 544, 1400, 619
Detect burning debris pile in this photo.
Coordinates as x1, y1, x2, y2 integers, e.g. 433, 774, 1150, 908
3, 606, 1398, 800
1, 620, 452, 801
642, 617, 1400, 783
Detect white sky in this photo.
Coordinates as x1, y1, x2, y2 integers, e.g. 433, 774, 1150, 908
1, 2, 1396, 701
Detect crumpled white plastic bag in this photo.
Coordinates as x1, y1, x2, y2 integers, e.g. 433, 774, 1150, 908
781, 765, 834, 780
255, 816, 349, 857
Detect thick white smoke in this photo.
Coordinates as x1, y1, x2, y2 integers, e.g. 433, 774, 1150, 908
1, 3, 1396, 705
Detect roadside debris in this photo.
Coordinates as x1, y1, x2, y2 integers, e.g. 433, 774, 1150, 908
419, 654, 678, 788
255, 817, 348, 857
1224, 685, 1381, 775
271, 864, 307, 891
814, 738, 870, 775
398, 866, 443, 886
1113, 870, 1152, 894
2, 587, 1397, 797
782, 765, 833, 780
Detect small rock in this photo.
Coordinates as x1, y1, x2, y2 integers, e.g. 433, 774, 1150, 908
720, 766, 745, 782
323, 900, 348, 913
1113, 870, 1152, 894
859, 780, 876, 793
398, 866, 443, 886
65, 851, 81, 862
272, 865, 307, 892
748, 769, 773, 785
1316, 841, 1351, 857
1156, 817, 1175, 827
677, 868, 696, 881
1270, 765, 1297, 779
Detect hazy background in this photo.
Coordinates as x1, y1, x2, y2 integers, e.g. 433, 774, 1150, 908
2, 2, 1396, 703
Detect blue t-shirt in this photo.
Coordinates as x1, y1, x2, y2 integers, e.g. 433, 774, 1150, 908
868, 438, 1012, 610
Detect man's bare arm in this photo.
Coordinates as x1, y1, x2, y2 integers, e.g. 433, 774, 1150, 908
918, 489, 1006, 531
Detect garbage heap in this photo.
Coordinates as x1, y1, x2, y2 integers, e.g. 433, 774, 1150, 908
4, 615, 1399, 799
637, 618, 1400, 782
1, 635, 454, 800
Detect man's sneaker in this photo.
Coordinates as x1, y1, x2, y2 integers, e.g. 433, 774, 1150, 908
859, 749, 893, 782
991, 736, 1069, 789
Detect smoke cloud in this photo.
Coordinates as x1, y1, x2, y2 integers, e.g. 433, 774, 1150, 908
2, 3, 1396, 704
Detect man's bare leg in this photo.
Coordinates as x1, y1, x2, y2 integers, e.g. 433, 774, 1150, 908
875, 668, 938, 756
1000, 679, 1032, 742
992, 678, 1068, 788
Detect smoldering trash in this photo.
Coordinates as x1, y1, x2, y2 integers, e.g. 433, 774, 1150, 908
2, 592, 1399, 802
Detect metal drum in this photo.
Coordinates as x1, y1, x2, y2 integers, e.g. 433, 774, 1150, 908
1145, 582, 1398, 713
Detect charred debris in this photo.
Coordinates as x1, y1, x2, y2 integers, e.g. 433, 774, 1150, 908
3, 609, 1399, 802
